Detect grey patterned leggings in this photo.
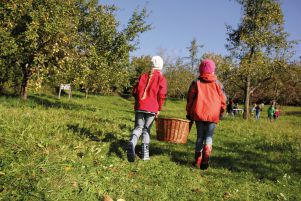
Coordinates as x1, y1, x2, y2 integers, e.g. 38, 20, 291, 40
130, 111, 155, 146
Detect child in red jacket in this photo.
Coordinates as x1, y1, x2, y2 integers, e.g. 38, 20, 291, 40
127, 56, 167, 162
186, 59, 226, 170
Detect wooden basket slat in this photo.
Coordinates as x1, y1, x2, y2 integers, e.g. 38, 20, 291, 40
155, 118, 192, 144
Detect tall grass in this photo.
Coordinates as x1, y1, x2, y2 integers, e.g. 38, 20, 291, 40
0, 93, 300, 200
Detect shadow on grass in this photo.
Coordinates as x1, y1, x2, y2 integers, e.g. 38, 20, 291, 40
68, 92, 87, 98
0, 93, 19, 98
255, 141, 296, 152
255, 141, 301, 175
148, 137, 300, 181
67, 124, 101, 142
212, 141, 301, 180
105, 133, 128, 159
29, 95, 96, 111
118, 92, 132, 100
67, 122, 300, 180
148, 139, 195, 167
67, 124, 129, 159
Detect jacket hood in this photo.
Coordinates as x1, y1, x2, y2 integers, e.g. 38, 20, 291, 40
199, 73, 217, 82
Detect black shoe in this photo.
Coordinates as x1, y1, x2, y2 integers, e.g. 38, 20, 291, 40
200, 156, 210, 170
127, 142, 135, 162
200, 163, 209, 170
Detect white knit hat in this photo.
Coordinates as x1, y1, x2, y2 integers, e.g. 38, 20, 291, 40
151, 56, 164, 70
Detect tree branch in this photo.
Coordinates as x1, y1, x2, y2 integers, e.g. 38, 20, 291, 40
229, 79, 245, 91
250, 76, 272, 94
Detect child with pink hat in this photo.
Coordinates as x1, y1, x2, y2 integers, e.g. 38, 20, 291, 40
186, 59, 226, 170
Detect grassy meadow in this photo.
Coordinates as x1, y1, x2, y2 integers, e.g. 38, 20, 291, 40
0, 93, 300, 200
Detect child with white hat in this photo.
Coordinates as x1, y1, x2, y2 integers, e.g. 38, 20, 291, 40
127, 56, 167, 162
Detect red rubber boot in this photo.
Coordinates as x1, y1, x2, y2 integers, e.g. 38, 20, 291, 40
200, 145, 212, 170
193, 151, 203, 168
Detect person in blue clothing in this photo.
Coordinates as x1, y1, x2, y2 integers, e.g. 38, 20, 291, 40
254, 103, 262, 120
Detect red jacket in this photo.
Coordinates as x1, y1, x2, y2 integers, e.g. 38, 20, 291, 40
133, 70, 167, 113
186, 73, 226, 123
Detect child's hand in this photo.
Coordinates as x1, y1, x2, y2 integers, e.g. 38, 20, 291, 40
156, 111, 160, 118
186, 114, 192, 120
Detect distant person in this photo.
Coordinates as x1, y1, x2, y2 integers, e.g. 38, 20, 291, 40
260, 102, 264, 110
127, 56, 167, 162
186, 59, 226, 170
254, 103, 262, 120
226, 100, 234, 116
267, 104, 275, 121
233, 103, 238, 115
274, 105, 280, 120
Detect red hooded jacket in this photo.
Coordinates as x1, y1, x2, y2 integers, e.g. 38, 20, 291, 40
186, 73, 226, 123
133, 69, 167, 113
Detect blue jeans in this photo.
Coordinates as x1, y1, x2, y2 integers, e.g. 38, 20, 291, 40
195, 121, 216, 152
130, 111, 155, 146
255, 111, 260, 120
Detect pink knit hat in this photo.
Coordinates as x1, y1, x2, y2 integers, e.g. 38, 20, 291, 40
199, 59, 216, 73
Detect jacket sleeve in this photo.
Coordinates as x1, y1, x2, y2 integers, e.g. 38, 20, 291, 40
157, 76, 167, 111
132, 75, 141, 98
186, 80, 197, 116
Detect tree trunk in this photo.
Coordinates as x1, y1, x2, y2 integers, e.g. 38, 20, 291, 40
243, 75, 251, 119
0, 83, 3, 95
21, 71, 30, 100
243, 46, 255, 119
21, 80, 28, 100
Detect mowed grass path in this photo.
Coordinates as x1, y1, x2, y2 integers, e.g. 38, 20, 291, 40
0, 93, 300, 200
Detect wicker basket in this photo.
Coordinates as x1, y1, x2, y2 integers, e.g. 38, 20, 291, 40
155, 117, 193, 144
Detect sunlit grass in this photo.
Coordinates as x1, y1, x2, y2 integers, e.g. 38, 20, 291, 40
0, 93, 300, 200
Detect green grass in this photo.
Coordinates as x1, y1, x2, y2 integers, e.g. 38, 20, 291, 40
0, 93, 300, 200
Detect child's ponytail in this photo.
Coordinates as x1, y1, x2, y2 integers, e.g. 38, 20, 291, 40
141, 70, 154, 100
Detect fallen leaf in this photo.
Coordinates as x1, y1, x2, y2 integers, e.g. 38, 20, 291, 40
72, 181, 78, 187
65, 166, 72, 171
192, 188, 202, 193
223, 192, 231, 199
127, 172, 135, 178
40, 167, 47, 173
103, 194, 113, 201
